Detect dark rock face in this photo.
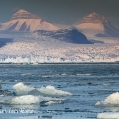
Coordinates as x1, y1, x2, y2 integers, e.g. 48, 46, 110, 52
0, 41, 6, 48
26, 25, 31, 32
11, 9, 39, 20
7, 22, 18, 31
19, 22, 27, 31
34, 28, 93, 44
95, 22, 119, 37
103, 24, 119, 37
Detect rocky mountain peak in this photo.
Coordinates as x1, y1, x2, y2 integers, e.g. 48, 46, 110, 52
16, 9, 28, 13
82, 12, 109, 24
11, 9, 40, 20
88, 12, 98, 17
76, 12, 119, 37
0, 9, 59, 31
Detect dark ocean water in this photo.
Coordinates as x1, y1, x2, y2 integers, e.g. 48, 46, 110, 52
0, 63, 119, 119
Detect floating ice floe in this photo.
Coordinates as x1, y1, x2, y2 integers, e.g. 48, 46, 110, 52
95, 92, 119, 106
38, 85, 72, 97
103, 83, 110, 86
0, 95, 64, 105
6, 82, 72, 105
13, 82, 72, 97
76, 73, 91, 76
13, 82, 34, 95
6, 95, 41, 105
97, 112, 119, 119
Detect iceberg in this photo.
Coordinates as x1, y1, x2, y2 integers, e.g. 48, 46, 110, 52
0, 95, 63, 105
95, 92, 119, 106
13, 82, 72, 97
5, 95, 40, 105
38, 85, 72, 97
13, 82, 34, 95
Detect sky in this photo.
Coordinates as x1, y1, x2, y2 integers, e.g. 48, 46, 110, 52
0, 0, 119, 28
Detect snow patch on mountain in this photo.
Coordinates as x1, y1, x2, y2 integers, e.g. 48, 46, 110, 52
11, 9, 40, 20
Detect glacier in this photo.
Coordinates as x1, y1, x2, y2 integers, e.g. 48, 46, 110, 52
0, 31, 118, 63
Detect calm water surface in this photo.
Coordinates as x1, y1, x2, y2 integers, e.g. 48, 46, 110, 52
0, 63, 119, 119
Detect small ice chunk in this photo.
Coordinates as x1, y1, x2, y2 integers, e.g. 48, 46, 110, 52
38, 85, 72, 97
3, 95, 64, 105
97, 112, 119, 119
45, 100, 62, 105
5, 95, 41, 105
13, 82, 34, 95
13, 82, 72, 97
95, 92, 119, 106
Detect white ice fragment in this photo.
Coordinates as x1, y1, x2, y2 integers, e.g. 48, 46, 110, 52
38, 85, 72, 97
95, 92, 119, 106
6, 95, 41, 105
13, 82, 34, 95
13, 82, 72, 97
2, 95, 64, 105
97, 112, 119, 119
44, 100, 62, 105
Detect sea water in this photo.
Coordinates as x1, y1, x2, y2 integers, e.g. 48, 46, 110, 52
0, 63, 119, 119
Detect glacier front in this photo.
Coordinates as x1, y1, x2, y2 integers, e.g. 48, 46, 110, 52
0, 31, 119, 63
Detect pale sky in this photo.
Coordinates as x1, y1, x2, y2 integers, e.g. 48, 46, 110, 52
0, 0, 119, 28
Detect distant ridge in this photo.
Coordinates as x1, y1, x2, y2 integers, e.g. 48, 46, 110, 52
34, 28, 93, 44
0, 9, 59, 32
76, 12, 119, 37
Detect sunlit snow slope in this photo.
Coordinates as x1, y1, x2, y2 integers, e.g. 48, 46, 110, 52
76, 12, 119, 38
0, 32, 118, 63
0, 9, 59, 32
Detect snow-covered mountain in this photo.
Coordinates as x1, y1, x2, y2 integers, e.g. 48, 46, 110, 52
0, 9, 59, 32
34, 28, 92, 44
76, 12, 119, 37
0, 11, 119, 63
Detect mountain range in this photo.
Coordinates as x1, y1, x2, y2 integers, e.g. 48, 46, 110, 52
76, 12, 119, 37
0, 10, 118, 63
0, 9, 119, 39
0, 9, 92, 44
